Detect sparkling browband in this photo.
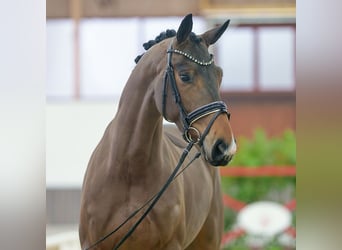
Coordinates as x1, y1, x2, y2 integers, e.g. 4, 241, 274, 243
167, 49, 214, 66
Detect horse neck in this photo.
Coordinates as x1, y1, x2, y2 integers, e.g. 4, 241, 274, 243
112, 58, 164, 167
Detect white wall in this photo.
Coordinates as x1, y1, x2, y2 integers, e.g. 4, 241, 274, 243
46, 101, 118, 188
46, 101, 174, 189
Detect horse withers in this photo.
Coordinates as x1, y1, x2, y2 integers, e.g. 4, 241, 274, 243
79, 14, 236, 250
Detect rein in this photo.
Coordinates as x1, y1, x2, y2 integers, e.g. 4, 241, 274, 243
84, 39, 230, 250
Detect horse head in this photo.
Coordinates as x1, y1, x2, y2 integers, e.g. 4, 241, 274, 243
146, 14, 236, 166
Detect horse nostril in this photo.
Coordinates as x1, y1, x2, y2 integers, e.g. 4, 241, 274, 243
212, 139, 228, 159
217, 141, 228, 154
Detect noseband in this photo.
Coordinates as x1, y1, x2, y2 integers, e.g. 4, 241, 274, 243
162, 40, 230, 143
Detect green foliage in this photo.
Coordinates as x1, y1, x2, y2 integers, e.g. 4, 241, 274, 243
221, 128, 296, 249
230, 128, 296, 166
222, 236, 285, 250
221, 128, 296, 205
222, 236, 250, 250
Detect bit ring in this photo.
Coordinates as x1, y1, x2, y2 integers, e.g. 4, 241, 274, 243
184, 126, 201, 144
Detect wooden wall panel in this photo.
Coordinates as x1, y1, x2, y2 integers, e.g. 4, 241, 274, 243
82, 0, 199, 17
47, 0, 71, 18
221, 92, 295, 138
203, 0, 295, 7
47, 0, 200, 18
47, 0, 295, 18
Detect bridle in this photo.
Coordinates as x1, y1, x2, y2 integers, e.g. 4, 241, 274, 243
84, 39, 232, 250
162, 39, 230, 144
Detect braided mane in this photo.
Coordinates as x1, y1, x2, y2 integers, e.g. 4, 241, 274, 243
134, 29, 176, 64
134, 29, 202, 64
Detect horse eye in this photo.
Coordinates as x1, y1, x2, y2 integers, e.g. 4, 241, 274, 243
180, 74, 191, 83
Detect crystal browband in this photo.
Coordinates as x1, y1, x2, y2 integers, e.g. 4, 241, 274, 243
167, 49, 214, 66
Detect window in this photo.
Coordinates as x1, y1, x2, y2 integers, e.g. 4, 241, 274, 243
46, 16, 206, 100
217, 27, 254, 91
80, 18, 139, 99
258, 26, 295, 91
46, 19, 296, 100
46, 19, 74, 99
216, 24, 295, 92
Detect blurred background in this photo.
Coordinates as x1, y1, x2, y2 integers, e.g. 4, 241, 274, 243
46, 0, 295, 249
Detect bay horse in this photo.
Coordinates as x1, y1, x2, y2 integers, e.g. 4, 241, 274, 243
79, 14, 236, 250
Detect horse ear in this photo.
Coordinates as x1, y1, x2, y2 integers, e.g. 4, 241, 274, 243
201, 20, 230, 46
176, 14, 193, 43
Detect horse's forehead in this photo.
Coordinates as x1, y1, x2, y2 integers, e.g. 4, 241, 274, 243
179, 39, 207, 55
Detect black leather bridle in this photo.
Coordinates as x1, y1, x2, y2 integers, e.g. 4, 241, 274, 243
162, 39, 230, 144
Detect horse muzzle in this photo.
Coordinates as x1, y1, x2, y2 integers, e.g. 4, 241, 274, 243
205, 138, 236, 166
